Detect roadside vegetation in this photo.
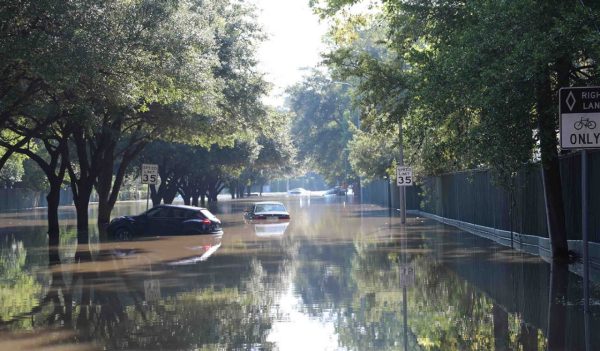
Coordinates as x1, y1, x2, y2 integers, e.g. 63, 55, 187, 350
305, 0, 600, 260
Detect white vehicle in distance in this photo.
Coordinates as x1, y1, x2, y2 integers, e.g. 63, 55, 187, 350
244, 201, 290, 220
287, 187, 310, 196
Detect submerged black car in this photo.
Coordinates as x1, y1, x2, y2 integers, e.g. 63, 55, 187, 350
107, 204, 223, 240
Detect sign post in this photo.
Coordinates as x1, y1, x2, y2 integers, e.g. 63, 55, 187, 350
141, 164, 158, 210
559, 87, 600, 350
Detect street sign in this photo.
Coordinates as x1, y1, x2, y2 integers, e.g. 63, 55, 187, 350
396, 166, 413, 186
144, 279, 161, 302
559, 87, 600, 149
141, 164, 158, 185
559, 87, 600, 323
398, 264, 415, 288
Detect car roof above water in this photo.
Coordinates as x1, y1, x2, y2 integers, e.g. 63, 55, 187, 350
154, 204, 209, 211
253, 201, 285, 205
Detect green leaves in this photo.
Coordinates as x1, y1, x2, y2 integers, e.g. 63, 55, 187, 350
287, 72, 358, 184
315, 0, 600, 184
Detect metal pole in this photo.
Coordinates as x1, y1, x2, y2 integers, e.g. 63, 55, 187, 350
398, 118, 406, 224
402, 215, 408, 351
582, 149, 590, 351
403, 285, 408, 351
146, 183, 150, 211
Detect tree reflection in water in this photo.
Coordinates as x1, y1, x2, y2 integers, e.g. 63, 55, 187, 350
0, 231, 292, 350
0, 203, 598, 351
0, 236, 43, 327
291, 224, 594, 351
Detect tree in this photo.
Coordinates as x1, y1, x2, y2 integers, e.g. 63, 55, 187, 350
1, 0, 268, 244
348, 127, 398, 182
238, 109, 296, 195
287, 73, 358, 186
0, 150, 25, 188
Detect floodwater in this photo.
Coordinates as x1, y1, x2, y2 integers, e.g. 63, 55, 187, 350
0, 196, 598, 350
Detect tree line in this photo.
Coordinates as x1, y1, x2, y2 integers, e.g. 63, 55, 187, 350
0, 0, 294, 248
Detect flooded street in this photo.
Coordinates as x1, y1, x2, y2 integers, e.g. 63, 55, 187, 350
0, 197, 598, 350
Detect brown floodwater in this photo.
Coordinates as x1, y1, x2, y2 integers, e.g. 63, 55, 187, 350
0, 196, 598, 350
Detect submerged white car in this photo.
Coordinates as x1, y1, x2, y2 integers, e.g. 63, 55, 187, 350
287, 187, 309, 195
244, 201, 290, 220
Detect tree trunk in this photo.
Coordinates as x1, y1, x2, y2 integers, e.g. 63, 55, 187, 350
493, 304, 510, 351
68, 126, 103, 242
97, 201, 112, 232
150, 184, 161, 206
46, 181, 62, 249
72, 184, 93, 242
229, 181, 236, 199
535, 68, 568, 260
200, 194, 206, 207
547, 262, 568, 351
192, 196, 199, 207
519, 323, 538, 351
163, 184, 178, 204
95, 151, 115, 229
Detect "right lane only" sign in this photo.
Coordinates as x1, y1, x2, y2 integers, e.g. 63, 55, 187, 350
560, 87, 600, 149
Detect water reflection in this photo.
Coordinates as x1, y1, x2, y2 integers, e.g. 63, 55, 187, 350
0, 198, 598, 350
253, 221, 290, 237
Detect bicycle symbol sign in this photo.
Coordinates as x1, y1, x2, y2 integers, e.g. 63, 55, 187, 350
574, 116, 597, 130
560, 87, 600, 149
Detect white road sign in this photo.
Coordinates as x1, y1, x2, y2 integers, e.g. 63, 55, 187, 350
396, 166, 413, 186
141, 164, 158, 185
398, 264, 415, 288
144, 279, 161, 302
560, 87, 600, 149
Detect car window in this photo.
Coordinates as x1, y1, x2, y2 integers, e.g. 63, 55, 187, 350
254, 204, 286, 212
172, 208, 187, 218
187, 210, 200, 219
146, 207, 163, 218
148, 207, 171, 218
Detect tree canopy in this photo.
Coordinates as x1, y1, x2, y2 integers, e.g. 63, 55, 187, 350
287, 72, 358, 185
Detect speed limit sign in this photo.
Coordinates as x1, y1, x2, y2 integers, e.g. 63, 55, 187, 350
141, 164, 158, 185
396, 166, 413, 186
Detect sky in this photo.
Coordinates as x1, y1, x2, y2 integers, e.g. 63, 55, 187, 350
252, 0, 329, 107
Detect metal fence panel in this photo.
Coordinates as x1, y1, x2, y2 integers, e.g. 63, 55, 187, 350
361, 150, 600, 242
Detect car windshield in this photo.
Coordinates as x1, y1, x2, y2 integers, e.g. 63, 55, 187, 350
254, 204, 286, 213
